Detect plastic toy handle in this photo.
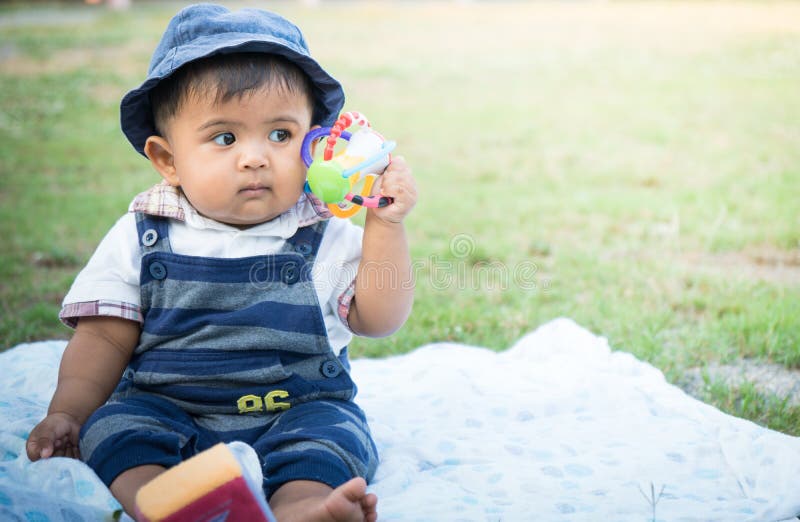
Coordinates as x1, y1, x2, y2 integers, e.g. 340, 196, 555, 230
346, 193, 392, 208
301, 128, 351, 168
342, 141, 397, 178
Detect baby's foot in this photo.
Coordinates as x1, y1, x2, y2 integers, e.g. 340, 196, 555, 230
272, 477, 378, 522
322, 478, 378, 522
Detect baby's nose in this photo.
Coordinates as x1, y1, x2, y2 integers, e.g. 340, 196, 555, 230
238, 141, 269, 170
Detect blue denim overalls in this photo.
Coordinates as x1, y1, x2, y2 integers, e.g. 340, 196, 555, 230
79, 213, 378, 498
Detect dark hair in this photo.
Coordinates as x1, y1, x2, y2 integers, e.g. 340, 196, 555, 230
149, 52, 315, 136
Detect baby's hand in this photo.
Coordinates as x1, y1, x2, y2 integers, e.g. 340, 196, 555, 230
26, 412, 82, 461
370, 156, 417, 224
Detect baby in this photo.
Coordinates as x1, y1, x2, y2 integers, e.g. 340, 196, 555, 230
26, 4, 416, 521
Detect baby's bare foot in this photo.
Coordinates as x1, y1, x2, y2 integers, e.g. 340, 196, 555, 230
271, 477, 378, 522
321, 477, 377, 522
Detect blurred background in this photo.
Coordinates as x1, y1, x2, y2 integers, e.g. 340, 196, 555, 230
1, 1, 798, 434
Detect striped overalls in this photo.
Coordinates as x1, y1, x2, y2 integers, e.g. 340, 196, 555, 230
79, 213, 378, 498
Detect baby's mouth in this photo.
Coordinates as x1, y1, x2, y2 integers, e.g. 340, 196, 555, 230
240, 184, 269, 196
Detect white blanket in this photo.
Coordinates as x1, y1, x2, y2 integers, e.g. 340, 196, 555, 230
1, 318, 799, 521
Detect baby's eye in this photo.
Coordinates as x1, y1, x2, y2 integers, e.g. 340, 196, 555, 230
269, 129, 290, 143
213, 132, 235, 146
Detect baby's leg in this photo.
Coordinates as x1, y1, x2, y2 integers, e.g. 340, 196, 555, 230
109, 464, 166, 516
269, 478, 378, 522
255, 400, 380, 521
79, 395, 209, 517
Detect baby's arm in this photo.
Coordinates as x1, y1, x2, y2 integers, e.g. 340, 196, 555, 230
26, 316, 139, 460
347, 156, 417, 337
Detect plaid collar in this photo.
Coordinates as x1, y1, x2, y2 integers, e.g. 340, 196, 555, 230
128, 181, 333, 227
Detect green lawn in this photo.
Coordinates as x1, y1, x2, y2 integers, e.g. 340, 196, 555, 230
1, 1, 798, 435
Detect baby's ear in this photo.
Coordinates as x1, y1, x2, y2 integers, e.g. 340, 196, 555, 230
308, 125, 322, 156
144, 136, 179, 186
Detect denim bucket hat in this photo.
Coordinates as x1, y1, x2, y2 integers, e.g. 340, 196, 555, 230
120, 3, 344, 157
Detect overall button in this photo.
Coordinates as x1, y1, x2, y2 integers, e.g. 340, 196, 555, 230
295, 242, 312, 256
282, 263, 300, 285
149, 261, 167, 280
141, 228, 158, 247
320, 360, 341, 378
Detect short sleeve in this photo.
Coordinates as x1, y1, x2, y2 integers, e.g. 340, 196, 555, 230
59, 213, 142, 328
314, 219, 363, 349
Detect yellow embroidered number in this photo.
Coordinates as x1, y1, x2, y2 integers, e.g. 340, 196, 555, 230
237, 394, 263, 414
265, 390, 291, 412
237, 391, 291, 414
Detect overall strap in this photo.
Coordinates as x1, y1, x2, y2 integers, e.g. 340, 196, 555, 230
282, 219, 329, 263
135, 212, 172, 255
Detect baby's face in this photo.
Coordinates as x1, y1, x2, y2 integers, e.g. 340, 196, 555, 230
163, 86, 313, 227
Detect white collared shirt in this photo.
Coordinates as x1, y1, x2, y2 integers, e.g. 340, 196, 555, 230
61, 185, 362, 354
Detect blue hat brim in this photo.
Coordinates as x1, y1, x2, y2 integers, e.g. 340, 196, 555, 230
121, 37, 344, 157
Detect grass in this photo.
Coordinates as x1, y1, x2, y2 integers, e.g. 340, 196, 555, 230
1, 1, 799, 435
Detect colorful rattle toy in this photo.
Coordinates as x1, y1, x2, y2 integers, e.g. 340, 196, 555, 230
301, 111, 396, 218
